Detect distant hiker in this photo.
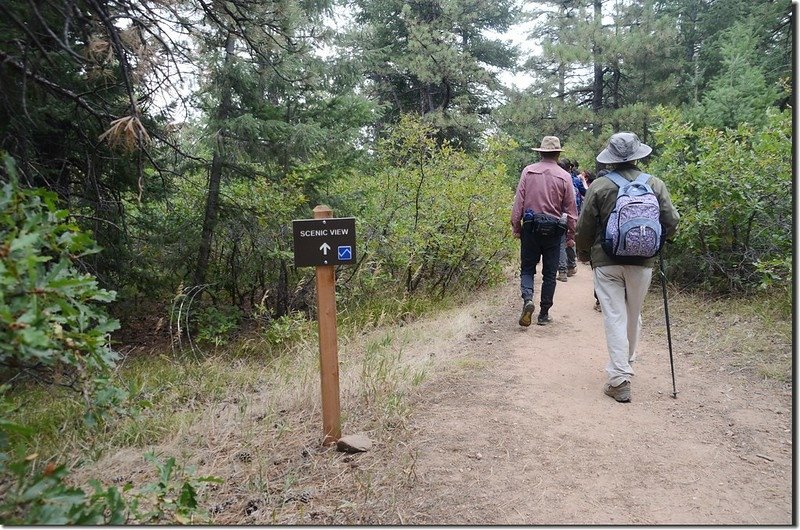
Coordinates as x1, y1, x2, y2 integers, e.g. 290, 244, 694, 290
575, 132, 679, 403
556, 160, 586, 282
571, 163, 587, 211
556, 159, 577, 282
571, 162, 587, 210
581, 169, 595, 187
511, 136, 578, 327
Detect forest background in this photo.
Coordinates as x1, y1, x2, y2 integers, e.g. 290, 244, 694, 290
0, 0, 793, 523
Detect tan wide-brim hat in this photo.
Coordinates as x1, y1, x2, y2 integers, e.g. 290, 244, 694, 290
532, 136, 563, 152
596, 132, 652, 164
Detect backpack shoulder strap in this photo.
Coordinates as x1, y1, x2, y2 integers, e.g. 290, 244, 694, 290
634, 172, 653, 186
604, 171, 630, 190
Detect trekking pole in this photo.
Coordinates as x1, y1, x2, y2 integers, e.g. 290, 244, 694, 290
658, 250, 678, 398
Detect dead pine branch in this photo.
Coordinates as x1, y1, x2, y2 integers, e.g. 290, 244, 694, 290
98, 115, 151, 152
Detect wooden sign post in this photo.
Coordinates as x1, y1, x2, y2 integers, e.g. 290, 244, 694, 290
313, 205, 341, 445
292, 206, 356, 446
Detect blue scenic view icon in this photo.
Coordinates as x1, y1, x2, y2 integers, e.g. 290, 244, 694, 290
337, 246, 352, 260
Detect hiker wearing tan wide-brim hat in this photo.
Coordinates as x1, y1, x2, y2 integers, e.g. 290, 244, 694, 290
532, 135, 564, 153
511, 134, 577, 328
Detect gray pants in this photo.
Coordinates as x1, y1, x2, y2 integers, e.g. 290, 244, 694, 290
593, 264, 653, 387
558, 234, 577, 272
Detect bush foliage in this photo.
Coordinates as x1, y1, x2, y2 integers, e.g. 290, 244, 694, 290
650, 107, 791, 294
0, 155, 125, 422
336, 115, 516, 300
0, 441, 218, 525
0, 154, 220, 524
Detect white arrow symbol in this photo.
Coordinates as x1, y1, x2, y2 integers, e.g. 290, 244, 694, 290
320, 242, 331, 255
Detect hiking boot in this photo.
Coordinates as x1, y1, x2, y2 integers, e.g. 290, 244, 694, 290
518, 300, 535, 327
567, 267, 577, 277
536, 312, 552, 325
557, 271, 568, 282
603, 381, 631, 403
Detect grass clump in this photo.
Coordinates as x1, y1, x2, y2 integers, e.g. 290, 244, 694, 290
643, 287, 791, 384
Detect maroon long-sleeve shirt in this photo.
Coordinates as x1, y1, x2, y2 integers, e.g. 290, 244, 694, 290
510, 158, 578, 244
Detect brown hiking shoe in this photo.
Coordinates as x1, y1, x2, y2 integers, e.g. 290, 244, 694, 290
567, 267, 577, 277
603, 381, 631, 402
557, 270, 568, 282
518, 300, 535, 327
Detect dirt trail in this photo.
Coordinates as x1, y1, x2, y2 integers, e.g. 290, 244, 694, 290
397, 262, 792, 524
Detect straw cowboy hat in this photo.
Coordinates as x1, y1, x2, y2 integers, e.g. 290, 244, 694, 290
532, 136, 564, 152
596, 132, 652, 164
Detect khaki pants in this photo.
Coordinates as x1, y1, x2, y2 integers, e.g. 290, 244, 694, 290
593, 264, 653, 387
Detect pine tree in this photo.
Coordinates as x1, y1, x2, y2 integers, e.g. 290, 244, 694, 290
344, 0, 520, 149
695, 22, 780, 129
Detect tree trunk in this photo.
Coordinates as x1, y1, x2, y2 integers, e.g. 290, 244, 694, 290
683, 1, 701, 105
193, 32, 235, 287
591, 0, 604, 139
611, 61, 621, 132
278, 258, 289, 317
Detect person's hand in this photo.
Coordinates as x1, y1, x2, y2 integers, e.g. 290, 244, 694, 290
513, 232, 521, 239
566, 239, 575, 248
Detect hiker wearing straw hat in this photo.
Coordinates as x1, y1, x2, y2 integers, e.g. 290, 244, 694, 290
575, 132, 680, 403
511, 136, 578, 327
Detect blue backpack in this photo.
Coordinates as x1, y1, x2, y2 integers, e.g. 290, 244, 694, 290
601, 172, 664, 260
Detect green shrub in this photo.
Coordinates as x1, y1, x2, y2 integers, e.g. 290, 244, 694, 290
261, 312, 307, 346
0, 155, 125, 423
650, 107, 791, 293
336, 115, 515, 300
0, 458, 128, 524
0, 431, 218, 525
194, 305, 242, 346
0, 155, 224, 524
